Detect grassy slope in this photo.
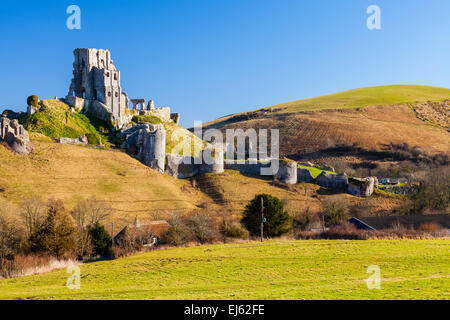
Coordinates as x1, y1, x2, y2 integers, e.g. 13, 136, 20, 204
208, 85, 450, 124
271, 85, 450, 113
19, 99, 109, 145
197, 170, 402, 217
202, 85, 450, 155
0, 239, 448, 300
0, 138, 208, 229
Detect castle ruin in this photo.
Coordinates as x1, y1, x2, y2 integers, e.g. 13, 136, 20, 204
64, 48, 178, 128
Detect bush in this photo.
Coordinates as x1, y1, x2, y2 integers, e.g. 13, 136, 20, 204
27, 95, 39, 107
404, 166, 450, 214
294, 222, 440, 240
219, 218, 248, 239
0, 254, 76, 279
162, 211, 221, 246
85, 133, 101, 145
292, 208, 311, 232
321, 196, 349, 227
0, 206, 22, 260
88, 222, 111, 256
241, 194, 292, 237
29, 200, 76, 258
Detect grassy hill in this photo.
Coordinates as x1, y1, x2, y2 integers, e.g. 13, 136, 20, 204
269, 85, 450, 113
0, 94, 407, 230
0, 138, 210, 230
0, 239, 448, 299
201, 85, 450, 157
19, 99, 110, 145
194, 170, 401, 218
17, 99, 206, 155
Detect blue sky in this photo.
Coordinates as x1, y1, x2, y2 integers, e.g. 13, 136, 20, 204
0, 0, 449, 126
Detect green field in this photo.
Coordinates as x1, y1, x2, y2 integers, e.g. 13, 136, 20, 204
0, 240, 449, 300
271, 85, 450, 113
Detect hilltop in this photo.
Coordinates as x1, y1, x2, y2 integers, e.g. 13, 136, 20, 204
201, 85, 450, 159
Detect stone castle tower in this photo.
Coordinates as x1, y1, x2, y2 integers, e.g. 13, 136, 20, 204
67, 48, 129, 119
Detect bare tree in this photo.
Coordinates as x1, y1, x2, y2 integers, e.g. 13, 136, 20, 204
0, 203, 22, 258
20, 198, 44, 238
71, 197, 112, 257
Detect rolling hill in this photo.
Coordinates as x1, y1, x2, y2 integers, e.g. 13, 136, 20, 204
201, 85, 450, 159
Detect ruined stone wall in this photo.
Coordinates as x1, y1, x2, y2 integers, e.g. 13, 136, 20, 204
200, 147, 224, 174
348, 177, 377, 197
275, 160, 297, 184
142, 107, 171, 122
316, 172, 348, 189
137, 124, 166, 173
224, 160, 274, 176
119, 124, 166, 173
0, 117, 32, 154
165, 154, 199, 179
297, 167, 315, 183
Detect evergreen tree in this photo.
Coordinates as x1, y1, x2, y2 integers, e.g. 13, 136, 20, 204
241, 194, 292, 237
88, 222, 111, 255
30, 200, 76, 258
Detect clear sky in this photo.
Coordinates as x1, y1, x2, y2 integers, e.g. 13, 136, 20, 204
1, 0, 449, 126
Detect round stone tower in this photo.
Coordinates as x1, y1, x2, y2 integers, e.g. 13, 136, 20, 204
275, 159, 297, 184
200, 146, 224, 174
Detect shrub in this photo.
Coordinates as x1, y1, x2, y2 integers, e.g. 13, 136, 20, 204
0, 207, 22, 259
321, 196, 349, 227
88, 222, 111, 256
85, 133, 101, 145
27, 95, 39, 107
162, 211, 221, 246
241, 194, 292, 237
0, 254, 77, 279
404, 166, 450, 214
292, 208, 311, 232
219, 218, 248, 239
29, 200, 76, 258
162, 213, 196, 246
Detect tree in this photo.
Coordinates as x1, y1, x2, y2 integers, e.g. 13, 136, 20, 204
71, 198, 112, 257
88, 222, 111, 256
322, 196, 349, 227
21, 198, 44, 239
27, 95, 39, 107
72, 197, 112, 226
0, 204, 22, 259
404, 166, 450, 215
29, 200, 76, 258
241, 194, 292, 237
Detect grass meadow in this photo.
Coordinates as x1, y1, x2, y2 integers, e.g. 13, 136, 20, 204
0, 239, 448, 300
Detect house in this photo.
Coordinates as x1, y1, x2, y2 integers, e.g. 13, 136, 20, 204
348, 214, 450, 231
114, 218, 170, 247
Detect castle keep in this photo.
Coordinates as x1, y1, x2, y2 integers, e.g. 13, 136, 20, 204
67, 48, 128, 122
64, 48, 178, 128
